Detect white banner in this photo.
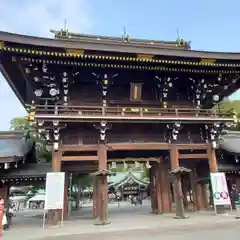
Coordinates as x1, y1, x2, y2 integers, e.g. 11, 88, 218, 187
44, 172, 65, 210
210, 172, 231, 206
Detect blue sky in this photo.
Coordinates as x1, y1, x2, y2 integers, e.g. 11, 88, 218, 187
0, 0, 240, 130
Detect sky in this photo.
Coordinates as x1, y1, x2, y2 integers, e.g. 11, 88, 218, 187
0, 0, 240, 130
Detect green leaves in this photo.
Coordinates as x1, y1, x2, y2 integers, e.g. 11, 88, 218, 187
217, 100, 240, 130
10, 117, 51, 163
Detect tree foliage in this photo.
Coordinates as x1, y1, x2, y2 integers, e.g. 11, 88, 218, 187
10, 117, 51, 162
217, 100, 240, 130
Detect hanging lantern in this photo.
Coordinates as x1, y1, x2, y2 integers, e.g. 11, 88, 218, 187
135, 161, 140, 168
146, 161, 151, 169
111, 161, 117, 169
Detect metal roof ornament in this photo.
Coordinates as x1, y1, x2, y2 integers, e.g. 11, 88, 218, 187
122, 26, 130, 42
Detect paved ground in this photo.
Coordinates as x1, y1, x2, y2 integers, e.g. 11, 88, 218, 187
2, 201, 240, 240
40, 224, 240, 240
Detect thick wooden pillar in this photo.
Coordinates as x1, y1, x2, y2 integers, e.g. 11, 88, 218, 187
236, 178, 240, 193
196, 183, 206, 210
191, 167, 205, 211
189, 169, 197, 211
182, 177, 189, 209
92, 177, 98, 218
155, 163, 163, 214
149, 166, 157, 213
47, 150, 62, 225
170, 145, 185, 219
160, 162, 171, 213
208, 146, 218, 173
95, 144, 109, 225
63, 173, 69, 220
201, 184, 209, 209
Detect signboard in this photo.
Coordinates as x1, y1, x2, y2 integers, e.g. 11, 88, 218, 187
44, 172, 65, 210
210, 172, 231, 206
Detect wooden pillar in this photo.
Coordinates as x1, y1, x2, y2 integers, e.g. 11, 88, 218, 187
170, 145, 185, 219
191, 167, 205, 211
95, 144, 109, 225
47, 150, 62, 225
155, 163, 163, 214
208, 145, 226, 213
207, 146, 218, 173
182, 177, 189, 209
201, 184, 209, 209
2, 185, 9, 206
149, 166, 157, 213
63, 173, 69, 220
160, 162, 171, 213
189, 169, 197, 211
236, 178, 240, 193
92, 177, 98, 218
52, 150, 62, 172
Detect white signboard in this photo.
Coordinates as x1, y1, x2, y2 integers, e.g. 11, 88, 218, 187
44, 172, 65, 210
210, 172, 231, 206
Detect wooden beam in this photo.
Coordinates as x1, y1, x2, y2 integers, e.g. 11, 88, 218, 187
177, 144, 208, 150
59, 143, 208, 152
178, 153, 208, 159
63, 165, 98, 172
108, 157, 159, 162
107, 143, 171, 151
60, 144, 98, 152
62, 156, 98, 161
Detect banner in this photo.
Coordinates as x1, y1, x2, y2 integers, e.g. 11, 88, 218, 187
44, 172, 65, 210
210, 172, 231, 206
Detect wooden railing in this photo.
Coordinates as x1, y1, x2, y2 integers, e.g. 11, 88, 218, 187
34, 104, 234, 119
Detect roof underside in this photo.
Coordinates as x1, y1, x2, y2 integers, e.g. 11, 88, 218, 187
2, 163, 50, 179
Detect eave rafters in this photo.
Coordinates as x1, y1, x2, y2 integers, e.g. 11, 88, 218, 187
1, 40, 240, 69
19, 57, 240, 74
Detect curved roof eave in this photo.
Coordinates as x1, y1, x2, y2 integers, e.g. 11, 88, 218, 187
109, 172, 148, 187
1, 31, 240, 60
219, 133, 240, 154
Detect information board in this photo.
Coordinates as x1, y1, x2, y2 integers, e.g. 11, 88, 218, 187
210, 172, 231, 206
44, 172, 65, 210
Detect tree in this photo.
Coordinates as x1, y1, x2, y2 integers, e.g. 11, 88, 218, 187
72, 173, 93, 208
10, 117, 51, 162
217, 100, 240, 130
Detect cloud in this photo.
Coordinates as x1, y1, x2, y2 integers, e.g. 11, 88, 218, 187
0, 0, 93, 36
0, 0, 93, 130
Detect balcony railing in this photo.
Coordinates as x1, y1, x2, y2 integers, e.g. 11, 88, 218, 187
33, 105, 234, 122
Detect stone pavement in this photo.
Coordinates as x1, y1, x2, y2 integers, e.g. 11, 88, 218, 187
2, 201, 240, 240
40, 224, 240, 240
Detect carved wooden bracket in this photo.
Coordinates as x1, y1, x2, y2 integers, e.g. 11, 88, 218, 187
91, 169, 115, 176
169, 166, 191, 175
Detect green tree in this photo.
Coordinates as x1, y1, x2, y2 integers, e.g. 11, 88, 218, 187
10, 117, 51, 162
217, 100, 240, 130
72, 173, 93, 208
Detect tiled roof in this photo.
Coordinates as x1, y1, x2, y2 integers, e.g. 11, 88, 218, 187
108, 171, 148, 187
0, 131, 33, 158
219, 131, 240, 154
108, 171, 143, 183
